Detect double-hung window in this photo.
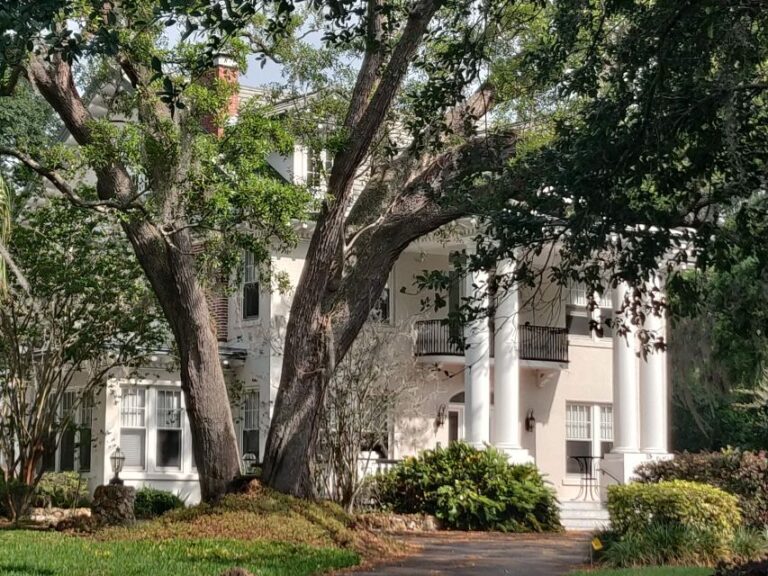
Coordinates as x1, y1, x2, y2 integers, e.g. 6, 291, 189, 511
120, 387, 147, 469
79, 394, 94, 472
243, 252, 259, 319
59, 391, 77, 472
306, 147, 333, 194
372, 285, 391, 323
242, 390, 260, 459
156, 390, 183, 469
565, 403, 613, 474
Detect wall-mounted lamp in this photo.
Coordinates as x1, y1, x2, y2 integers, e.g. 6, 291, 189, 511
434, 404, 447, 431
525, 410, 536, 432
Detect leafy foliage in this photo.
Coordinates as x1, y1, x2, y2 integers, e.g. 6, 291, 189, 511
599, 522, 728, 568
0, 473, 90, 518
32, 473, 90, 509
667, 261, 768, 452
0, 200, 165, 520
607, 481, 741, 550
597, 523, 766, 569
374, 442, 561, 532
635, 450, 768, 530
134, 487, 185, 519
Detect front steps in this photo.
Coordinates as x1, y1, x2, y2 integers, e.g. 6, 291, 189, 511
560, 500, 610, 532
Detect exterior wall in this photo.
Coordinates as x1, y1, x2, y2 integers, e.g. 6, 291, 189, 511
392, 251, 452, 322
525, 338, 613, 500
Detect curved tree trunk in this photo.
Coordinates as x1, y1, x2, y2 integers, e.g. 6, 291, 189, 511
125, 221, 241, 502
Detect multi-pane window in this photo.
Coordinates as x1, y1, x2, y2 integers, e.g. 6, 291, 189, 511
306, 148, 332, 193
565, 404, 592, 474
243, 252, 259, 319
371, 285, 390, 323
242, 390, 260, 461
59, 392, 77, 472
600, 405, 614, 457
78, 393, 94, 472
566, 282, 612, 337
566, 403, 613, 474
120, 387, 146, 469
156, 390, 182, 468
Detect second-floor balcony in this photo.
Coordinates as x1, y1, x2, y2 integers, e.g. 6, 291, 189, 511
415, 320, 569, 364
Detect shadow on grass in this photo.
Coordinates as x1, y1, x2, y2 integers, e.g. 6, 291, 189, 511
0, 563, 56, 576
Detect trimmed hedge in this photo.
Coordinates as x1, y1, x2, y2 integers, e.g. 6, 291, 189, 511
134, 487, 185, 519
607, 480, 741, 549
636, 450, 768, 529
374, 442, 561, 532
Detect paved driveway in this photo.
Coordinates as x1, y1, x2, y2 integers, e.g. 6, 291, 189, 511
347, 532, 590, 576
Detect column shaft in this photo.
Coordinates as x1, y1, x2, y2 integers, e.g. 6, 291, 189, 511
640, 278, 669, 453
464, 269, 490, 447
612, 282, 640, 452
493, 259, 521, 451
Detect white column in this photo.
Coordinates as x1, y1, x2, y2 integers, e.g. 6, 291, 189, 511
464, 267, 491, 448
640, 277, 669, 454
602, 281, 646, 496
492, 259, 532, 463
611, 281, 640, 452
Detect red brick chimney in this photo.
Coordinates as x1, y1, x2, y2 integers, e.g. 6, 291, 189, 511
199, 56, 240, 342
201, 55, 240, 137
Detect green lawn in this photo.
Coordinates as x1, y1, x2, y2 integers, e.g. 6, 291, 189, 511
571, 568, 712, 576
0, 530, 360, 576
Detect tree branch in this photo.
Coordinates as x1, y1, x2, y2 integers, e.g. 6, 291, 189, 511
343, 0, 386, 130
0, 147, 147, 215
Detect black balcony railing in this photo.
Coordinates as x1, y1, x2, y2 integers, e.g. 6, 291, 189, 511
415, 320, 569, 363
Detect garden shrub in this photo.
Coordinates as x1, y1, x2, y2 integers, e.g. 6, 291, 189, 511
730, 527, 768, 563
134, 487, 185, 519
32, 472, 90, 508
374, 442, 561, 532
636, 450, 768, 529
607, 481, 741, 553
599, 522, 724, 567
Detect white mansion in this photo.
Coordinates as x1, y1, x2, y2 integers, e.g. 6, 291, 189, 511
48, 67, 672, 528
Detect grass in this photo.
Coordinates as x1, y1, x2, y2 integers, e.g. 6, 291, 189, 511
0, 531, 359, 576
571, 568, 712, 576
0, 481, 398, 576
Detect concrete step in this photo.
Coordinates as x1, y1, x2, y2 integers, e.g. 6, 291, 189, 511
561, 517, 611, 532
560, 501, 606, 511
559, 500, 611, 532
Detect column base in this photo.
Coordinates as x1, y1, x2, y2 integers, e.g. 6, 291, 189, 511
599, 451, 650, 501
495, 444, 534, 464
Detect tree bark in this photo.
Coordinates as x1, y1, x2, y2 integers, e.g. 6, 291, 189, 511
27, 56, 241, 502
124, 220, 241, 501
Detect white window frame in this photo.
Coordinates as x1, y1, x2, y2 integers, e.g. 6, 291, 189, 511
77, 392, 94, 473
155, 389, 183, 470
241, 389, 260, 462
120, 387, 147, 471
565, 402, 613, 477
243, 252, 260, 320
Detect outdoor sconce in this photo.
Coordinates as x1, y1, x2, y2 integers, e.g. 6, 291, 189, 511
434, 404, 447, 431
110, 447, 126, 485
525, 410, 536, 432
